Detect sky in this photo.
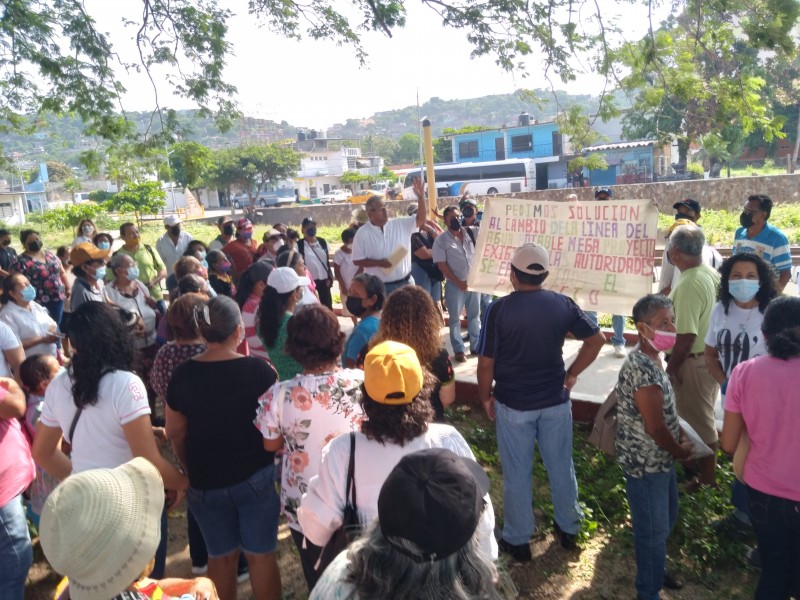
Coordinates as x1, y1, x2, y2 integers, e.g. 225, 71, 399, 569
84, 0, 670, 129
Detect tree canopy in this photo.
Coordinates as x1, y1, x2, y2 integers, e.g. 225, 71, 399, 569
207, 143, 302, 199
1, 0, 798, 163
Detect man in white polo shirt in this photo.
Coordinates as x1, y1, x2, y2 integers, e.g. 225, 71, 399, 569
352, 179, 427, 295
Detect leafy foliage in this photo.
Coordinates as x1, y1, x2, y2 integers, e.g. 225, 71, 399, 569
169, 141, 213, 193
104, 181, 166, 219
618, 0, 794, 168
27, 202, 105, 230
207, 143, 302, 199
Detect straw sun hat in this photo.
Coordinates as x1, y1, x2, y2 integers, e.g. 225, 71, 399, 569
39, 458, 165, 600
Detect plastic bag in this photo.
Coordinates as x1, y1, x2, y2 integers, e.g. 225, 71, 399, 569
678, 418, 715, 459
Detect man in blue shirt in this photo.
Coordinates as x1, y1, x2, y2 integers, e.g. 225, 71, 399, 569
476, 243, 605, 561
733, 194, 792, 292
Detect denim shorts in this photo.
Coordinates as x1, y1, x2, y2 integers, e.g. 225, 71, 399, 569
186, 464, 280, 557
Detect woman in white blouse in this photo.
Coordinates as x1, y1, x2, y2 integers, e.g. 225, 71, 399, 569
105, 253, 158, 349
0, 273, 59, 358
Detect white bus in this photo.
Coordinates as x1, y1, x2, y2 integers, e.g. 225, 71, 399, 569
401, 159, 536, 199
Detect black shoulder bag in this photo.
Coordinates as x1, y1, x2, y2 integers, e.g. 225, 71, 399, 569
316, 431, 361, 573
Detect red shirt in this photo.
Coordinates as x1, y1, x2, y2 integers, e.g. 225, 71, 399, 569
221, 239, 258, 279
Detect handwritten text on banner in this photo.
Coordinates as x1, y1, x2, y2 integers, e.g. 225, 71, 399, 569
466, 198, 659, 315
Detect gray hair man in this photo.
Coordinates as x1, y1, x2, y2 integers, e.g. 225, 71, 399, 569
665, 224, 721, 486
351, 179, 427, 295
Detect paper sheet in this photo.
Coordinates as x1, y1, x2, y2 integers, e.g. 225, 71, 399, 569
381, 244, 409, 275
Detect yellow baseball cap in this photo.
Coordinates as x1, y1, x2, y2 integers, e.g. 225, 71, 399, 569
363, 341, 424, 405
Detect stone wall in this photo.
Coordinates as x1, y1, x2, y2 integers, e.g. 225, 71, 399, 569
199, 174, 800, 228
508, 174, 800, 213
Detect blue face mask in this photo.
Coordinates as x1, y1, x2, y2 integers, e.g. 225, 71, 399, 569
200, 259, 209, 269
198, 251, 207, 260
127, 266, 140, 280
97, 241, 111, 251
20, 285, 37, 302
728, 279, 760, 303
93, 265, 107, 280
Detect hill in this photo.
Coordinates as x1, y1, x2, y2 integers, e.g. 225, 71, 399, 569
0, 89, 609, 171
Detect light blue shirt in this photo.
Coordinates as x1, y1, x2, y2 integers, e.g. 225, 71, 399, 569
733, 222, 791, 273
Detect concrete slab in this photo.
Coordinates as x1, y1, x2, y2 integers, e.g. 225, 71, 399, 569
337, 315, 623, 423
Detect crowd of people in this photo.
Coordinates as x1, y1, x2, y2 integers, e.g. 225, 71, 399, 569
0, 188, 798, 600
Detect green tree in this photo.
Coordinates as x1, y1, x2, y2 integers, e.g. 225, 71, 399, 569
44, 161, 74, 182
618, 0, 794, 170
208, 143, 302, 204
62, 177, 83, 200
105, 181, 166, 225
556, 106, 610, 181
394, 133, 421, 164
3, 0, 798, 161
169, 141, 213, 197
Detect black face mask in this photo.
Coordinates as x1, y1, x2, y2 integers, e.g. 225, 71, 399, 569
27, 240, 42, 252
346, 296, 367, 317
740, 212, 754, 228
170, 225, 181, 236
223, 224, 234, 236
306, 227, 317, 238
449, 218, 461, 231
463, 206, 475, 218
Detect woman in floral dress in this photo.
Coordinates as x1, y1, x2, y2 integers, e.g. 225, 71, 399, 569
10, 229, 69, 332
254, 304, 364, 591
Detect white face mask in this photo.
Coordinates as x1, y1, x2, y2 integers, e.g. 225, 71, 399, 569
271, 240, 284, 253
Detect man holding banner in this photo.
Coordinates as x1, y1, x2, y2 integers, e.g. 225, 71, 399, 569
475, 243, 606, 561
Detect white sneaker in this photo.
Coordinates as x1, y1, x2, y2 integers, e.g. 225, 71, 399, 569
237, 569, 250, 583
191, 564, 208, 575
613, 344, 627, 358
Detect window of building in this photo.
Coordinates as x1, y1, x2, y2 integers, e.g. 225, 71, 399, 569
511, 134, 533, 153
458, 140, 479, 159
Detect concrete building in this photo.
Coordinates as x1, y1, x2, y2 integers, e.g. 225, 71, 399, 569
294, 132, 385, 199
444, 114, 571, 189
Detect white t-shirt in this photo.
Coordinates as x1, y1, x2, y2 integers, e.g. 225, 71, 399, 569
0, 301, 57, 357
704, 302, 767, 382
0, 320, 21, 378
302, 240, 330, 281
40, 370, 150, 473
333, 248, 358, 291
104, 282, 158, 348
155, 231, 194, 276
297, 423, 498, 562
351, 216, 416, 282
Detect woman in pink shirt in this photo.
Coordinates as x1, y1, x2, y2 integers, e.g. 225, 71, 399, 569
722, 295, 800, 600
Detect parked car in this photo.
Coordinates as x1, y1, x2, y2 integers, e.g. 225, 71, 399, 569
319, 189, 352, 203
347, 189, 383, 204
231, 188, 295, 209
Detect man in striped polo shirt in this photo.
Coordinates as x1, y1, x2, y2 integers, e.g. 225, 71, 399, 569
733, 194, 792, 292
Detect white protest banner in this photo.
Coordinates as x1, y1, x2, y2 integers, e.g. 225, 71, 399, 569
467, 198, 659, 315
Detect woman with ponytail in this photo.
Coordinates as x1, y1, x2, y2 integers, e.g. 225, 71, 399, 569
721, 295, 800, 600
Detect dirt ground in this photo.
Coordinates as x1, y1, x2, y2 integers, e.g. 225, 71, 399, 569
26, 508, 758, 600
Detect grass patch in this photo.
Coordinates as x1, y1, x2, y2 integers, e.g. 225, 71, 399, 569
448, 407, 756, 592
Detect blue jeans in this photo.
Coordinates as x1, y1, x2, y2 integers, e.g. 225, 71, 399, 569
495, 400, 582, 545
411, 263, 442, 302
186, 464, 280, 557
625, 468, 678, 600
150, 506, 168, 579
0, 494, 33, 599
383, 275, 414, 297
585, 311, 626, 346
445, 281, 480, 355
480, 293, 492, 320
746, 485, 800, 600
44, 299, 64, 349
